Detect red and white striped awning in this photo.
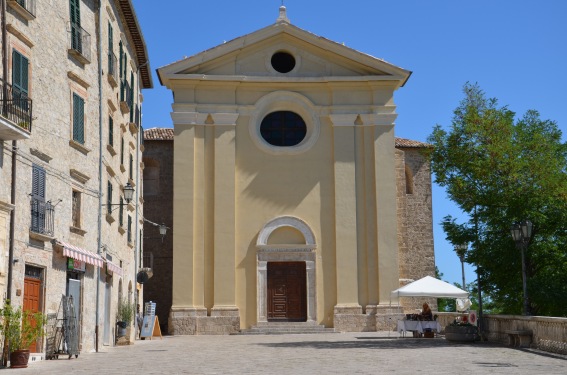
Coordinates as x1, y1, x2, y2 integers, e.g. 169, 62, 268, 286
57, 241, 104, 268
106, 260, 123, 276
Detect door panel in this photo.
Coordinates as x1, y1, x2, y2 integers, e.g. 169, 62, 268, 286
23, 277, 41, 352
267, 262, 306, 321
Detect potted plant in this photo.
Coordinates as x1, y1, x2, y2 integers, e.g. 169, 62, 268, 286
116, 298, 134, 337
444, 316, 479, 342
1, 302, 46, 368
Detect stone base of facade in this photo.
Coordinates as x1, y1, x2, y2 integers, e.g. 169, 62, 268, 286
169, 306, 240, 335
333, 304, 403, 332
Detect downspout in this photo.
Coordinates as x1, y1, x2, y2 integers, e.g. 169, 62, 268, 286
2, 0, 16, 304
95, 0, 104, 352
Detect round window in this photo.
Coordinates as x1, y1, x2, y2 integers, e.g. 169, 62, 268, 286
271, 51, 296, 73
260, 111, 306, 147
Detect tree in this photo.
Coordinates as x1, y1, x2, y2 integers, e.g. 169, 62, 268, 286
427, 83, 567, 317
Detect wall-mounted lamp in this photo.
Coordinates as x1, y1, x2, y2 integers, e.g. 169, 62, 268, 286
144, 218, 169, 242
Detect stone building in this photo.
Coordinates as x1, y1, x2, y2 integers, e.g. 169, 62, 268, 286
0, 0, 151, 354
156, 7, 434, 334
141, 127, 174, 334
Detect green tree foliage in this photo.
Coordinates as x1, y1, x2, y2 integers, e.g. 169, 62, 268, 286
427, 83, 567, 317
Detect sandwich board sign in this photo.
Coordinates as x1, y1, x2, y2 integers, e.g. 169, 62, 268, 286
140, 301, 162, 339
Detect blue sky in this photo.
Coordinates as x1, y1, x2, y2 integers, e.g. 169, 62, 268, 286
134, 1, 567, 287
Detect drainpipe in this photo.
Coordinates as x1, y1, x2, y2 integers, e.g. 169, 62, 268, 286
2, 0, 16, 304
94, 0, 104, 352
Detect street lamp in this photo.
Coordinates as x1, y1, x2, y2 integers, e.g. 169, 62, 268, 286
143, 218, 169, 242
510, 220, 533, 316
122, 182, 134, 203
455, 243, 468, 289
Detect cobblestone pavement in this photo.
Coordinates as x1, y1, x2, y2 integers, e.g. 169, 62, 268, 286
15, 332, 567, 374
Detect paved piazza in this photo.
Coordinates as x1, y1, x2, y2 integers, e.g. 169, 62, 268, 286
19, 332, 566, 374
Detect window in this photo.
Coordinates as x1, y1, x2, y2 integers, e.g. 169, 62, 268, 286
260, 111, 306, 147
119, 196, 124, 227
31, 164, 46, 233
120, 136, 124, 165
129, 71, 134, 122
119, 41, 123, 80
127, 215, 132, 243
107, 181, 112, 213
12, 50, 29, 109
72, 93, 85, 144
108, 22, 114, 75
72, 190, 81, 227
69, 0, 82, 53
108, 116, 114, 146
271, 51, 295, 73
129, 154, 133, 180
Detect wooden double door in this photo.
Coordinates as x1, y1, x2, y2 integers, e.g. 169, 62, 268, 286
267, 262, 307, 322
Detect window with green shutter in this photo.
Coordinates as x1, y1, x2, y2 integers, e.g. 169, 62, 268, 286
72, 93, 85, 144
129, 71, 135, 122
129, 154, 133, 180
70, 0, 82, 53
107, 181, 113, 213
120, 137, 124, 165
12, 50, 29, 109
127, 215, 132, 243
108, 116, 114, 146
119, 196, 124, 227
108, 22, 114, 74
31, 164, 46, 233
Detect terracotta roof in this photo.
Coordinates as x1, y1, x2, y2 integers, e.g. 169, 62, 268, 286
115, 0, 153, 89
395, 137, 431, 148
144, 127, 173, 140
143, 129, 429, 148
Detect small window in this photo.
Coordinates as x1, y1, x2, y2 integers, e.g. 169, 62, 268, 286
127, 215, 132, 243
120, 136, 124, 165
107, 181, 113, 212
260, 111, 306, 147
72, 93, 85, 144
271, 51, 295, 73
129, 154, 133, 180
108, 116, 114, 146
72, 190, 81, 228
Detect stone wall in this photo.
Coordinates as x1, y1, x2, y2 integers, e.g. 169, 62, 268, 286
142, 137, 174, 334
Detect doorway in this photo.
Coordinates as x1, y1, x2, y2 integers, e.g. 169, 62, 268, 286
267, 262, 306, 321
23, 265, 43, 352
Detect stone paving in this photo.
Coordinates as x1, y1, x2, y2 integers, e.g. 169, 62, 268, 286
15, 332, 567, 374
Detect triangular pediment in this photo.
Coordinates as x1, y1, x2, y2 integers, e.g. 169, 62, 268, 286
158, 20, 411, 87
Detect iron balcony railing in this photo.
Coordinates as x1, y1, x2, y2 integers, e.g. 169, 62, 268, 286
0, 80, 33, 132
68, 22, 91, 63
30, 197, 54, 237
108, 50, 118, 83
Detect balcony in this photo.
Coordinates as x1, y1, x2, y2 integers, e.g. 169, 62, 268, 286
0, 81, 32, 140
7, 0, 36, 20
107, 50, 118, 88
30, 197, 54, 239
68, 22, 91, 65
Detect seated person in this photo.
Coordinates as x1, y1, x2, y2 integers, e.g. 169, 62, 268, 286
420, 302, 433, 321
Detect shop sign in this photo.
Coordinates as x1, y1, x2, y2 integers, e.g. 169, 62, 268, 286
67, 258, 86, 272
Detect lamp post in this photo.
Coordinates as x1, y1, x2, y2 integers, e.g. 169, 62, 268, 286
510, 220, 533, 316
455, 243, 468, 289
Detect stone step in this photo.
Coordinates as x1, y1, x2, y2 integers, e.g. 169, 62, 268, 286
238, 322, 337, 335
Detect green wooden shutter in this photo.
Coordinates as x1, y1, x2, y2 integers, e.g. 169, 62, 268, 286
129, 154, 133, 180
12, 51, 29, 110
120, 137, 124, 165
107, 181, 112, 211
109, 116, 114, 146
31, 165, 46, 233
73, 93, 85, 144
127, 215, 132, 242
119, 41, 123, 80
129, 71, 135, 121
70, 0, 81, 52
108, 23, 114, 74
119, 197, 124, 226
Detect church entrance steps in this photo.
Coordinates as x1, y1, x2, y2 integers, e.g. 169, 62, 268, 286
238, 322, 336, 335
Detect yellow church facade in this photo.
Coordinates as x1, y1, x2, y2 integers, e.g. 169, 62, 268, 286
157, 8, 435, 334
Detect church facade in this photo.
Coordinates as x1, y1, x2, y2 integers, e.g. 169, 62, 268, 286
157, 7, 434, 334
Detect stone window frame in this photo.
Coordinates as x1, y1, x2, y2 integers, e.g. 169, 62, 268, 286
249, 91, 320, 156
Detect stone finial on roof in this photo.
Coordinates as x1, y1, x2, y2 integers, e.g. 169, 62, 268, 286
277, 5, 290, 24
